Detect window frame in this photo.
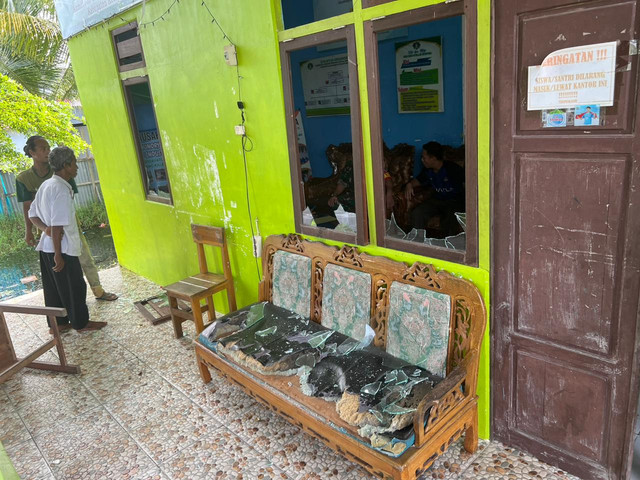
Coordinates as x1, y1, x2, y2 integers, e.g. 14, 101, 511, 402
111, 21, 146, 72
364, 0, 478, 265
280, 25, 368, 245
121, 75, 173, 206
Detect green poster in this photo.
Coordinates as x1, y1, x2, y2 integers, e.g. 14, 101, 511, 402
396, 37, 443, 113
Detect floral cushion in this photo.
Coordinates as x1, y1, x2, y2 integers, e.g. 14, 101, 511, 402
271, 251, 312, 318
321, 264, 371, 341
386, 282, 451, 377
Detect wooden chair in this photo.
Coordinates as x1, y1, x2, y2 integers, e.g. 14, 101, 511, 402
164, 224, 237, 338
0, 303, 80, 384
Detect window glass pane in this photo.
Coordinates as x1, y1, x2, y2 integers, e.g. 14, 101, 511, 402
377, 16, 466, 251
281, 0, 353, 30
124, 81, 171, 200
289, 43, 357, 235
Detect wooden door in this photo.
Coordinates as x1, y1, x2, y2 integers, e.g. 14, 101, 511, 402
493, 1, 640, 479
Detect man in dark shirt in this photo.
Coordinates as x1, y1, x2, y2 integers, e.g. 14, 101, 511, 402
404, 141, 465, 237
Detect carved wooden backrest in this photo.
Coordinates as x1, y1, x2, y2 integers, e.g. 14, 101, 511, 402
259, 234, 486, 390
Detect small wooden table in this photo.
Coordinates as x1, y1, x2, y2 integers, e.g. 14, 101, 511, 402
0, 303, 80, 384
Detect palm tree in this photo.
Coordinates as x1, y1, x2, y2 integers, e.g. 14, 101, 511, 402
0, 0, 76, 100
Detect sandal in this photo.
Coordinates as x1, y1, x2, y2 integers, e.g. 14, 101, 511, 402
78, 321, 108, 332
96, 292, 118, 301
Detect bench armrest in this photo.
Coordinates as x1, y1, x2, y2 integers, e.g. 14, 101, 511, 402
0, 303, 67, 317
412, 351, 477, 447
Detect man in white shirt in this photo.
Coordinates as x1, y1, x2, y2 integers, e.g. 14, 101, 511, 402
28, 146, 107, 332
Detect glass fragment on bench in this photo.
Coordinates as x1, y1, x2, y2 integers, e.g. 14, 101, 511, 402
204, 301, 445, 453
202, 301, 270, 342
307, 330, 335, 348
256, 326, 277, 336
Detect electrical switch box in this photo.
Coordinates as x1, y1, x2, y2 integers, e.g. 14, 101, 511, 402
234, 125, 245, 136
224, 44, 237, 66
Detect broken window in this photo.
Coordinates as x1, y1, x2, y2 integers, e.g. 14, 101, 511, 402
366, 1, 479, 265
280, 26, 368, 245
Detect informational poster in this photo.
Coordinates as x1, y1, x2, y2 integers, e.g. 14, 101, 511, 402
396, 37, 443, 113
300, 54, 350, 117
527, 42, 616, 111
54, 0, 143, 39
294, 110, 312, 181
138, 129, 167, 191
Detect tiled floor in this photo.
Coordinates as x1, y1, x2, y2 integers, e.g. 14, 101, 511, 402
1, 266, 581, 480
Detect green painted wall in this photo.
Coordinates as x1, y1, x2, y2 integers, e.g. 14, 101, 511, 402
68, 0, 492, 439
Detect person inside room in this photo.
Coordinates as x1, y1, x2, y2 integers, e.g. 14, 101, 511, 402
404, 141, 465, 238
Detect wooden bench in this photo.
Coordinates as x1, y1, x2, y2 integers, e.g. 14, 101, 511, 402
195, 234, 486, 480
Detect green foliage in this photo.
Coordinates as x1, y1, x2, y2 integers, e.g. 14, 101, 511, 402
76, 202, 108, 231
0, 73, 89, 173
0, 0, 76, 100
0, 212, 27, 257
0, 202, 107, 257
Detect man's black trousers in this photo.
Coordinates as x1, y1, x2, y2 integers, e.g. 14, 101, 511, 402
39, 252, 89, 330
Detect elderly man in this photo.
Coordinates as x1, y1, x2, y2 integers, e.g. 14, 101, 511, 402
28, 146, 107, 332
17, 135, 118, 301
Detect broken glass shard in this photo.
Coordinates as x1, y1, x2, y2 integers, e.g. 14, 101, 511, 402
295, 353, 317, 368
383, 404, 417, 415
361, 381, 382, 396
337, 338, 360, 355
256, 326, 277, 337
308, 330, 334, 349
246, 302, 266, 327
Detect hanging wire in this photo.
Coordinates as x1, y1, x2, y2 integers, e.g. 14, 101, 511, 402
138, 0, 178, 29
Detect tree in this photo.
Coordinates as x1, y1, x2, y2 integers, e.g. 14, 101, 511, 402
0, 73, 88, 173
0, 0, 76, 100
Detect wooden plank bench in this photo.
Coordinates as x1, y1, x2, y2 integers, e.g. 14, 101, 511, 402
194, 234, 486, 480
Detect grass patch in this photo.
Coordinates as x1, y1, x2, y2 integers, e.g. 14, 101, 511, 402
76, 202, 108, 231
0, 202, 109, 257
0, 214, 28, 257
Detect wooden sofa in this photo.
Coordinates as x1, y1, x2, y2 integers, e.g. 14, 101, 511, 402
194, 234, 486, 480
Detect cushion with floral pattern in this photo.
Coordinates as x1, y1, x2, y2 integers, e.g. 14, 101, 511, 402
386, 282, 451, 377
272, 251, 312, 318
321, 263, 371, 341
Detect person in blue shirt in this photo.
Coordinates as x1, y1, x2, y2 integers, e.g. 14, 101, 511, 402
576, 106, 598, 126
404, 141, 465, 237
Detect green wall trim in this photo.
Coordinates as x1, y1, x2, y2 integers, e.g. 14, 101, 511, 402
68, 0, 491, 440
119, 67, 148, 80
278, 12, 355, 41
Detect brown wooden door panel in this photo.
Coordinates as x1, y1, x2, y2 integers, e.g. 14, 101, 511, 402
515, 154, 628, 355
514, 350, 610, 462
494, 1, 640, 479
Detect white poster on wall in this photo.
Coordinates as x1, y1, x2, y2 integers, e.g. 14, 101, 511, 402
527, 42, 617, 111
396, 37, 444, 113
300, 54, 350, 117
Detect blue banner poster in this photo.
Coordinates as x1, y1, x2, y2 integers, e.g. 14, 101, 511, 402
138, 129, 167, 191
